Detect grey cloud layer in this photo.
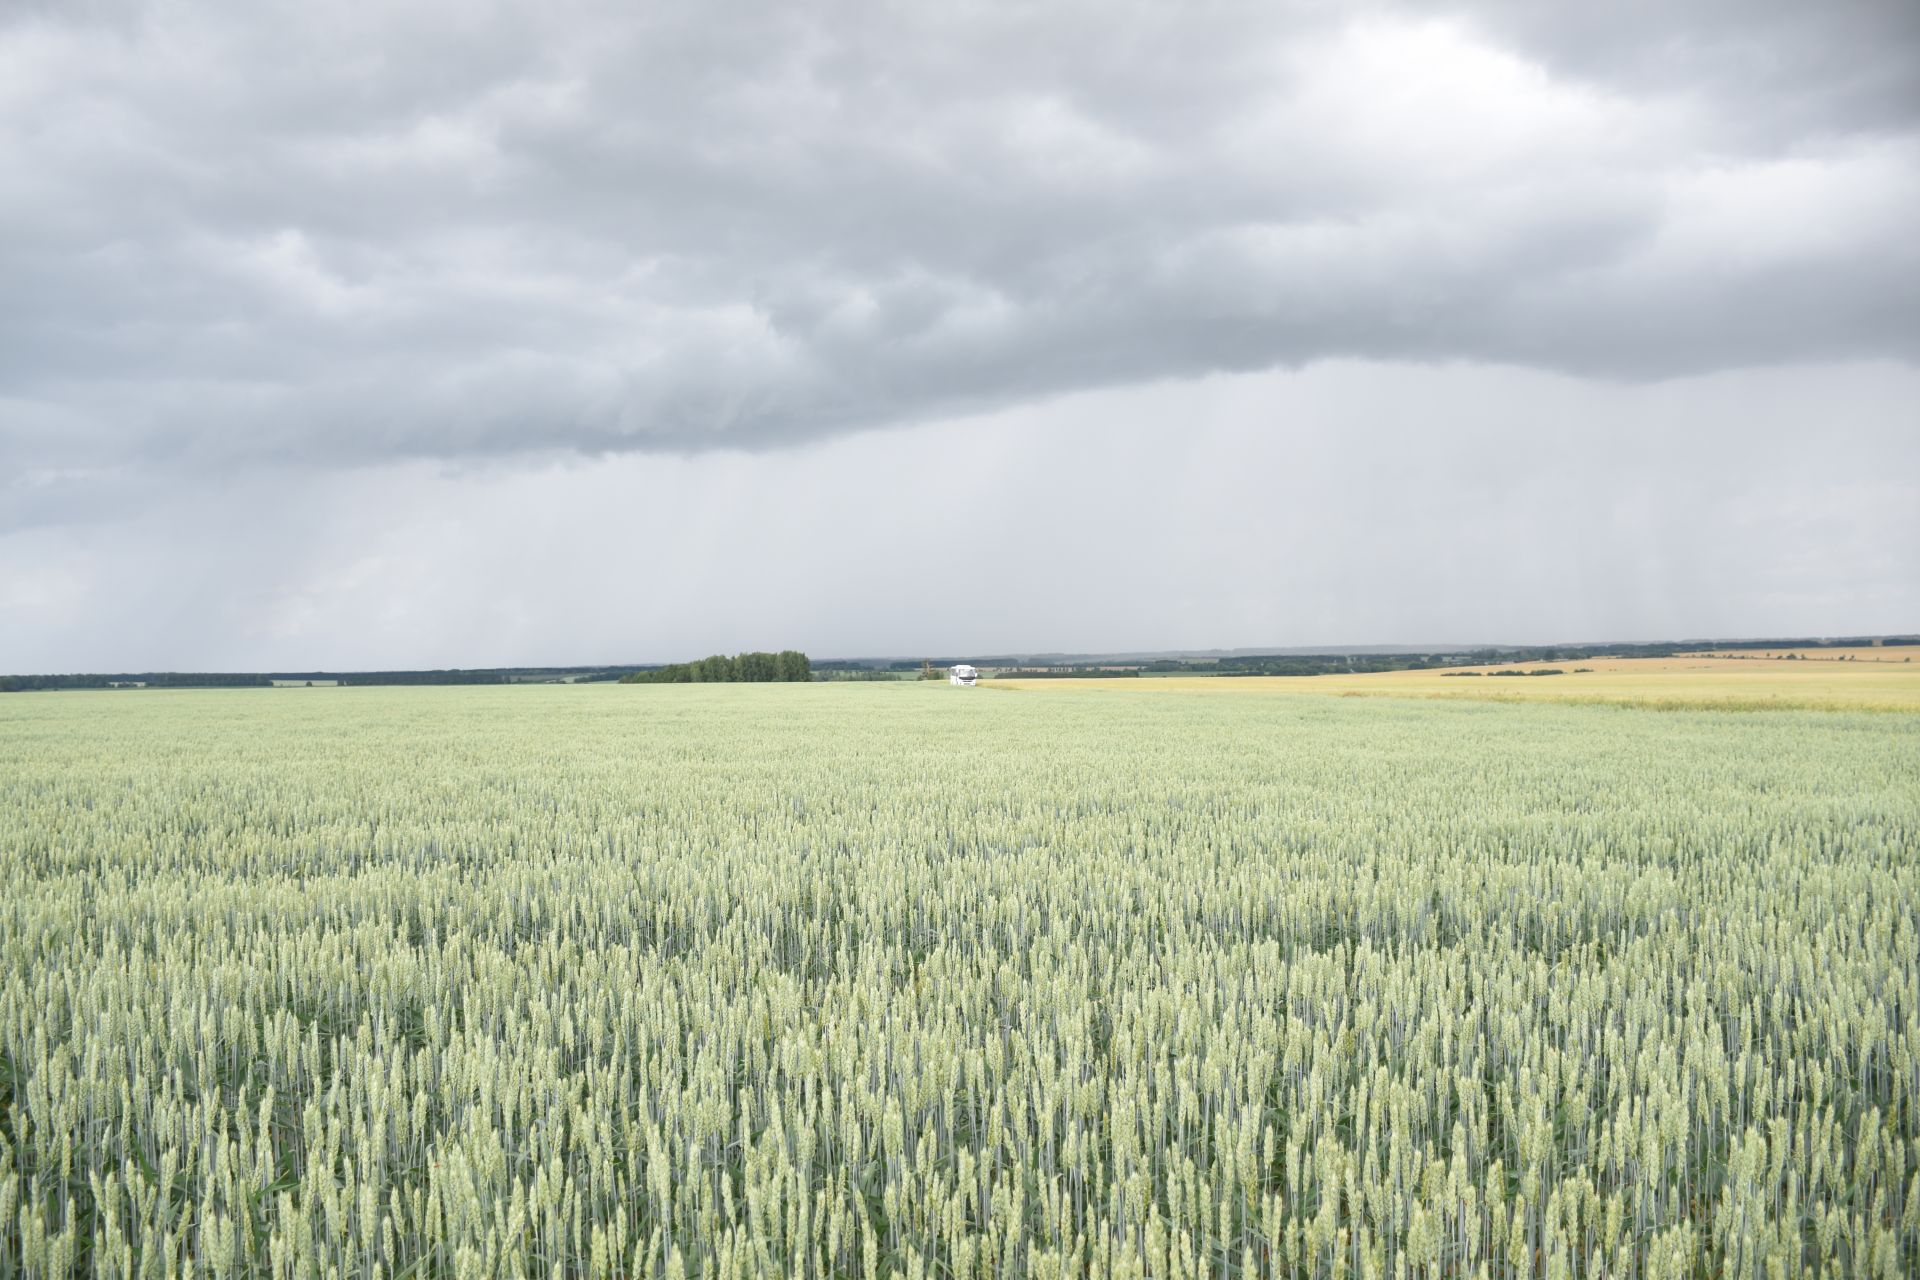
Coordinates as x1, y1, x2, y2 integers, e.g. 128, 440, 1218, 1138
4, 0, 1916, 482
5, 362, 1915, 672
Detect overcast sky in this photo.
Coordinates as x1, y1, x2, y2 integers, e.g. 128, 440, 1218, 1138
3, 0, 1916, 669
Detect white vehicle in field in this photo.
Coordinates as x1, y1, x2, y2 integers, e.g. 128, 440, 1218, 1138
949, 664, 978, 686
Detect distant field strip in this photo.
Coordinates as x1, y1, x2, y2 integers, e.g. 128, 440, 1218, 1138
1005, 648, 1920, 710
1679, 645, 1920, 663
2, 685, 1916, 1276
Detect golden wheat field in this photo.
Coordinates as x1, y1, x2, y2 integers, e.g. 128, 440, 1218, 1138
1678, 646, 1920, 664
1007, 648, 1920, 711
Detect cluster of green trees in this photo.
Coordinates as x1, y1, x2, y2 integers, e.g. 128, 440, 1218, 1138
620, 651, 811, 684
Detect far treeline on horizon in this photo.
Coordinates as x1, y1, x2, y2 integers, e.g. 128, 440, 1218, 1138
2, 634, 1916, 691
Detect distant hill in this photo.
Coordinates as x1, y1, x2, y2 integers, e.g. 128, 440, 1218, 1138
7, 636, 1914, 690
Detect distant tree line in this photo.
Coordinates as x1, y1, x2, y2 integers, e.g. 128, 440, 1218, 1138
620, 652, 811, 684
1142, 655, 1442, 677
0, 667, 649, 692
0, 673, 277, 692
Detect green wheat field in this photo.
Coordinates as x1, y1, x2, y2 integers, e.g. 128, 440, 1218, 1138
2, 684, 1916, 1277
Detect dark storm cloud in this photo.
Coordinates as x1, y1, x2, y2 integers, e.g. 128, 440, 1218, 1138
1457, 0, 1920, 138
2, 0, 1916, 490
